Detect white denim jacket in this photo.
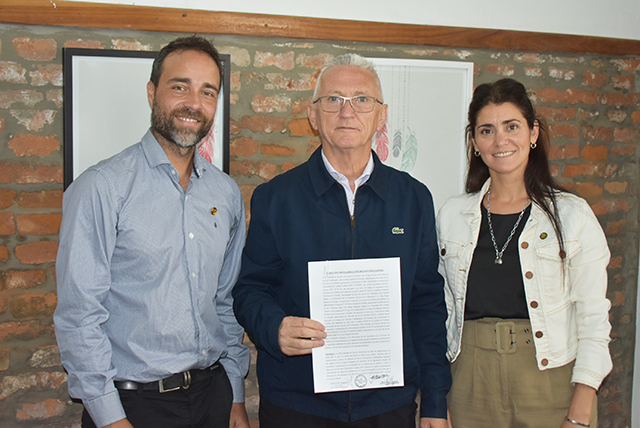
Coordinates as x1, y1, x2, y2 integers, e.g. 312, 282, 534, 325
437, 179, 612, 390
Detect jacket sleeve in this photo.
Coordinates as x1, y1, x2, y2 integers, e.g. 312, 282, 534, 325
409, 191, 452, 419
53, 170, 126, 427
232, 184, 288, 361
436, 198, 464, 363
568, 198, 612, 389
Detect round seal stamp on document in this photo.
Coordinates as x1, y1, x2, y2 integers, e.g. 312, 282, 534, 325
354, 374, 367, 388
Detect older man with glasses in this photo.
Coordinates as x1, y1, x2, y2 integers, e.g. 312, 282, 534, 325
233, 53, 450, 428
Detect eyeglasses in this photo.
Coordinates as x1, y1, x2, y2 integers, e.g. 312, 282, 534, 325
313, 95, 383, 113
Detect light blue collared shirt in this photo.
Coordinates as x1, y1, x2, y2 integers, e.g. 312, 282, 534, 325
321, 149, 374, 215
54, 130, 249, 427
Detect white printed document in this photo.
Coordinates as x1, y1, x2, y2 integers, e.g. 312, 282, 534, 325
308, 257, 404, 393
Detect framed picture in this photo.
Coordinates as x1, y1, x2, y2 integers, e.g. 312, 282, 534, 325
368, 57, 474, 211
62, 48, 231, 189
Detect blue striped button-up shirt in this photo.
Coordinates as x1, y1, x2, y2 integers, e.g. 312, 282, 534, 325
54, 130, 249, 427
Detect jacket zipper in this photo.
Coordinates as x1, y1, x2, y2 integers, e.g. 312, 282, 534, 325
351, 186, 361, 259
348, 185, 361, 419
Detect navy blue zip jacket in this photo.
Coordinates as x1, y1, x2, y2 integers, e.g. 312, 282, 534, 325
233, 147, 451, 421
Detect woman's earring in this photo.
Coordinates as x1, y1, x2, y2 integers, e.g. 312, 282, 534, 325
474, 150, 481, 157
530, 142, 537, 149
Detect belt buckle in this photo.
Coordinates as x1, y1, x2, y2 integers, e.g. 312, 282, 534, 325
158, 371, 192, 393
495, 321, 517, 354
158, 377, 180, 393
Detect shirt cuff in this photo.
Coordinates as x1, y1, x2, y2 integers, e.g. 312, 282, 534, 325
228, 374, 246, 403
84, 390, 126, 428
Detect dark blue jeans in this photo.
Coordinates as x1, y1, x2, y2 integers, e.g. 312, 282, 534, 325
82, 366, 232, 428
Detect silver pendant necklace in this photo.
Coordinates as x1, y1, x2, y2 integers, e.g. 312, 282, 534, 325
486, 186, 530, 265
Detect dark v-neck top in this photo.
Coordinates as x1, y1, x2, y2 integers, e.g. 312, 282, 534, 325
465, 203, 532, 321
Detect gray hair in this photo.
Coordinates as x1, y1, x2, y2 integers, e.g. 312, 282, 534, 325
313, 53, 384, 102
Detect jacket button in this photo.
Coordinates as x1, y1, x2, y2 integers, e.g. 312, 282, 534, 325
535, 331, 543, 338
540, 232, 548, 239
521, 242, 529, 249
530, 301, 538, 308
441, 248, 446, 256
525, 271, 533, 279
541, 358, 549, 366
559, 250, 566, 259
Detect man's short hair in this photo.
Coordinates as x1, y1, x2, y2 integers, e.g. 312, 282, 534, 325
313, 53, 384, 102
150, 35, 222, 87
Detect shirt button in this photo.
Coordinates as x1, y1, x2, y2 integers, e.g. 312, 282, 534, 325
189, 233, 194, 239
521, 242, 529, 249
535, 331, 543, 338
441, 248, 446, 256
201, 350, 206, 356
541, 358, 549, 366
192, 272, 196, 278
171, 170, 176, 175
525, 271, 533, 279
530, 301, 539, 308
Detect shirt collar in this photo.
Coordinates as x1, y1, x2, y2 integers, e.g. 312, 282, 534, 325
308, 146, 388, 201
141, 129, 171, 168
320, 149, 374, 189
192, 151, 206, 179
141, 129, 204, 179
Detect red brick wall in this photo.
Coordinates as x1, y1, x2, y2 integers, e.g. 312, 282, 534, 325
0, 24, 638, 428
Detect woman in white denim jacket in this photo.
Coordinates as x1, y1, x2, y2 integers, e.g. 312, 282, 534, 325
438, 79, 612, 428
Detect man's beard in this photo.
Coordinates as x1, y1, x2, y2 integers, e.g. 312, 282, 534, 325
151, 101, 213, 149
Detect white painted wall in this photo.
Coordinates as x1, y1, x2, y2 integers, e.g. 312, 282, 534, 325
67, 0, 640, 41
65, 0, 640, 424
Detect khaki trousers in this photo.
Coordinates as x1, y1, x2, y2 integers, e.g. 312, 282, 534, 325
448, 318, 596, 428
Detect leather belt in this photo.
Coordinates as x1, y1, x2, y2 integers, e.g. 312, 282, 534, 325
114, 361, 221, 393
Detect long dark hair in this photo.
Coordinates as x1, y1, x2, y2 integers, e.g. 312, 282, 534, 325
465, 78, 567, 260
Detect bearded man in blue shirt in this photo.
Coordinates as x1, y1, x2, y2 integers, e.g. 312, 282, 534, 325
233, 54, 450, 428
54, 36, 250, 428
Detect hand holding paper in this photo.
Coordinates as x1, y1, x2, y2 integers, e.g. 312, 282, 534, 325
279, 316, 326, 356
309, 257, 404, 393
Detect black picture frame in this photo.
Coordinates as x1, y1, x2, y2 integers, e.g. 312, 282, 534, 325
62, 48, 231, 189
